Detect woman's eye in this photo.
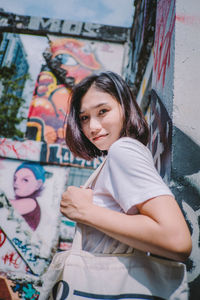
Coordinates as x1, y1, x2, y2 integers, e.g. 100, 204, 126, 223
80, 116, 88, 122
99, 109, 107, 115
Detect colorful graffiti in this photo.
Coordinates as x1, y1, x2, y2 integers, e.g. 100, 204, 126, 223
0, 157, 96, 298
0, 274, 40, 299
148, 92, 200, 297
10, 162, 49, 231
0, 11, 127, 298
26, 37, 101, 144
40, 142, 102, 168
0, 160, 69, 275
148, 90, 172, 183
153, 0, 175, 86
169, 127, 200, 299
0, 138, 41, 161
176, 15, 200, 25
0, 138, 102, 168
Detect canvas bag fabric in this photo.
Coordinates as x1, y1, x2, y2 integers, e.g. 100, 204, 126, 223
39, 158, 189, 300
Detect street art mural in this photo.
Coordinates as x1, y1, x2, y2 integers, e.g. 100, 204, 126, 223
0, 10, 128, 298
151, 0, 200, 297
0, 158, 70, 297
148, 90, 172, 183
10, 162, 48, 231
147, 91, 200, 298
170, 128, 200, 300
0, 156, 94, 298
0, 30, 126, 144
24, 35, 125, 144
0, 272, 40, 300
26, 37, 101, 144
153, 0, 175, 87
0, 137, 102, 169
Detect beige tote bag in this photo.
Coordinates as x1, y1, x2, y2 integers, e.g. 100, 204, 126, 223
39, 158, 189, 300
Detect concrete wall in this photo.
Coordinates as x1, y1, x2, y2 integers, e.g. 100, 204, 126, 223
153, 1, 200, 298
129, 0, 200, 298
173, 0, 200, 298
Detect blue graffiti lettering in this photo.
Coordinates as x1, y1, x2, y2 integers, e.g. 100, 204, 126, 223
12, 237, 37, 263
23, 283, 39, 300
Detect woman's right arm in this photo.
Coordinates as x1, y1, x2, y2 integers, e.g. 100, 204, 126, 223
61, 186, 192, 261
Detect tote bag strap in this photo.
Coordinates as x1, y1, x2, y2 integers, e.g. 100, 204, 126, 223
82, 157, 107, 189
72, 157, 107, 251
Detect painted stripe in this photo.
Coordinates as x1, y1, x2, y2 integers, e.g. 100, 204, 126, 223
73, 290, 166, 300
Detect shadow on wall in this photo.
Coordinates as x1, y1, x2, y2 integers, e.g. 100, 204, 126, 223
171, 126, 200, 300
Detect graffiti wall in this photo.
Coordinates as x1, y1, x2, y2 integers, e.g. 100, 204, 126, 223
172, 0, 200, 298
151, 0, 200, 298
0, 158, 69, 298
0, 11, 129, 298
152, 0, 175, 116
25, 35, 125, 144
148, 90, 172, 184
128, 0, 200, 299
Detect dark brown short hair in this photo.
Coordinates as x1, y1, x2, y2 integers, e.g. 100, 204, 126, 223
65, 71, 149, 160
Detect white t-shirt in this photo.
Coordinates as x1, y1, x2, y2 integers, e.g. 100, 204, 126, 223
82, 137, 173, 254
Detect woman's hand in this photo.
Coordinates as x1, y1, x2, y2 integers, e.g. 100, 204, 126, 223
60, 186, 93, 222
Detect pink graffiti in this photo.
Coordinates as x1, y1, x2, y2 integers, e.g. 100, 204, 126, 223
2, 251, 22, 269
101, 44, 113, 53
0, 138, 40, 160
176, 15, 200, 25
154, 0, 175, 86
0, 229, 6, 247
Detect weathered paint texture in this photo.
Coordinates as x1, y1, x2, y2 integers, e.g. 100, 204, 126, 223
149, 90, 172, 184
0, 159, 69, 272
0, 138, 101, 168
26, 36, 101, 143
0, 11, 128, 298
127, 0, 156, 95
153, 0, 175, 88
129, 0, 200, 299
172, 2, 200, 297
0, 31, 126, 145
171, 128, 200, 288
152, 0, 175, 117
152, 0, 200, 298
0, 11, 129, 43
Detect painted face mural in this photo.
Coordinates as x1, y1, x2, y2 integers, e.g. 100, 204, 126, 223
10, 162, 46, 231
14, 168, 43, 198
26, 38, 101, 144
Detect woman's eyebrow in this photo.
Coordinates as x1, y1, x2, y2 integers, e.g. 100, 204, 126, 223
79, 102, 108, 114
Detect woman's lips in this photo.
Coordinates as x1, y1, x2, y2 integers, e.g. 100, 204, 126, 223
92, 134, 108, 141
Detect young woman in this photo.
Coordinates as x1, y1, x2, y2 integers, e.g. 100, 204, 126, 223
60, 71, 192, 261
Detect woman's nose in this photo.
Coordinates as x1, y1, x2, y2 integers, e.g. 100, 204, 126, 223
89, 118, 101, 133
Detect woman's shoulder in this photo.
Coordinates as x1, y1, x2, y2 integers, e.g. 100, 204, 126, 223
109, 137, 148, 157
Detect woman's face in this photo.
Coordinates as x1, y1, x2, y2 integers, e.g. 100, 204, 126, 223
79, 86, 124, 151
14, 168, 42, 197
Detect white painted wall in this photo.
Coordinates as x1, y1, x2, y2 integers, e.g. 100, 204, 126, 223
174, 0, 200, 145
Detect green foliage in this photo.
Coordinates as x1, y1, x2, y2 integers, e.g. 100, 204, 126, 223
0, 64, 29, 138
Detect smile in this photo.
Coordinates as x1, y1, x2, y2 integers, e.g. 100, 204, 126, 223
92, 134, 108, 142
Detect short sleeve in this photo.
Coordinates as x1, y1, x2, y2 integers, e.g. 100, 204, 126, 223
106, 137, 173, 212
